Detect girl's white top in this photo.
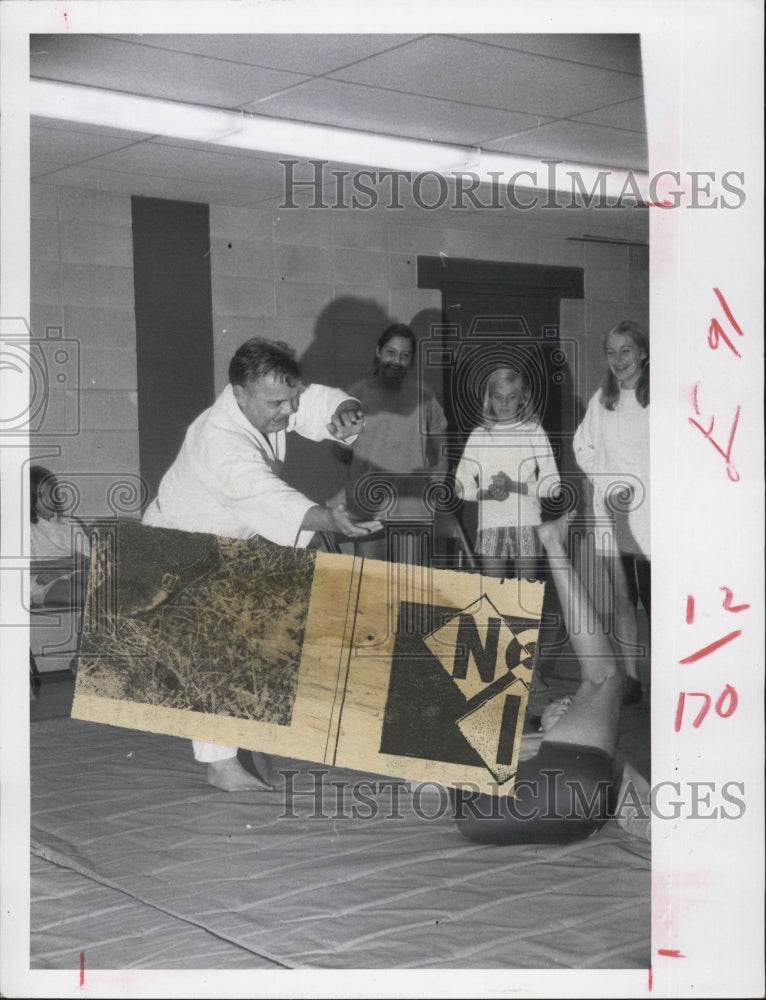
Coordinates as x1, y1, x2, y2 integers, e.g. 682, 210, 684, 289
573, 387, 650, 558
454, 419, 561, 532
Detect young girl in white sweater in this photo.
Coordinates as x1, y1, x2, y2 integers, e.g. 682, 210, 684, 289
455, 366, 561, 580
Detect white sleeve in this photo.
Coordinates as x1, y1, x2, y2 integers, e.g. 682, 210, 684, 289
531, 427, 562, 499
289, 383, 361, 443
454, 434, 482, 502
573, 394, 603, 478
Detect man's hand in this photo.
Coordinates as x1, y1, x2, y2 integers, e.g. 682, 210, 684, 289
328, 503, 383, 538
327, 399, 364, 442
301, 502, 383, 538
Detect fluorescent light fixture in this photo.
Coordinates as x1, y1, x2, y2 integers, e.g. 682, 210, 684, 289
30, 79, 648, 200
31, 80, 478, 174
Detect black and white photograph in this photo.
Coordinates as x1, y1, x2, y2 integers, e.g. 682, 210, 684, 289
0, 2, 762, 998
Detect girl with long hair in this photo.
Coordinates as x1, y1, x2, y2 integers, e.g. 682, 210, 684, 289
573, 320, 650, 705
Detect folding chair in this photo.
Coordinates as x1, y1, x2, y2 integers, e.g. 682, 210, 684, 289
29, 558, 84, 698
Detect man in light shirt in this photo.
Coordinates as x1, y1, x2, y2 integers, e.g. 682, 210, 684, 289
144, 337, 380, 790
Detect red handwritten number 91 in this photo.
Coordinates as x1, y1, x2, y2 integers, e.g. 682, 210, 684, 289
674, 685, 738, 731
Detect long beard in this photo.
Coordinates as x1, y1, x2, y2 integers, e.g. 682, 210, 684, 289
382, 364, 407, 382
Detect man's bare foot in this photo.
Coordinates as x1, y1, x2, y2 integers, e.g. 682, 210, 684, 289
538, 511, 575, 553
206, 757, 274, 792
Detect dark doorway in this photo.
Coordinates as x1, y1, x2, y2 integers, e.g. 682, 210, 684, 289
418, 258, 584, 678
441, 289, 568, 444
418, 257, 584, 541
131, 196, 215, 506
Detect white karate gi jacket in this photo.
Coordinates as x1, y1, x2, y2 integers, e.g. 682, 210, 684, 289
142, 381, 358, 764
144, 382, 355, 549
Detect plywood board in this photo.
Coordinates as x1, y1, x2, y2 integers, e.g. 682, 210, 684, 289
72, 521, 545, 795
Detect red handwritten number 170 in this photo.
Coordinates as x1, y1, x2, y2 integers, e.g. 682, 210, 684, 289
674, 686, 738, 731
674, 587, 747, 731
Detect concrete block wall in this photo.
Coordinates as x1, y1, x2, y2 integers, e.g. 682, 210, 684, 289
208, 194, 648, 502
30, 180, 649, 515
209, 197, 649, 403
30, 184, 141, 522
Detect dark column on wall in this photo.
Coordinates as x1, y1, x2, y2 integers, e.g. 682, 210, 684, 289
131, 196, 215, 505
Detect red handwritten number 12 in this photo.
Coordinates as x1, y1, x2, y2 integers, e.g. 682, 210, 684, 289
674, 685, 738, 731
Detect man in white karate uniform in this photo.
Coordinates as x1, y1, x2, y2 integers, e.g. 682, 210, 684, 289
144, 337, 380, 791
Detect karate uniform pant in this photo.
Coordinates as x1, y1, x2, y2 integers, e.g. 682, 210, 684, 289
193, 740, 237, 762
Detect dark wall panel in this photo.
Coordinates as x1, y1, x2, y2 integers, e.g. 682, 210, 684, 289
131, 196, 215, 505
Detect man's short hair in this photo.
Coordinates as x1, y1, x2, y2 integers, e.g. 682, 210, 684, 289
228, 338, 303, 388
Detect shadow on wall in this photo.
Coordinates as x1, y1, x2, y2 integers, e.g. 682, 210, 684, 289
281, 296, 392, 505
409, 307, 448, 406
280, 295, 600, 536
281, 299, 450, 509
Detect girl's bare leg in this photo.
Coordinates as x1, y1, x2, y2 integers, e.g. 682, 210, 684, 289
537, 514, 620, 685
536, 514, 624, 754
604, 553, 641, 682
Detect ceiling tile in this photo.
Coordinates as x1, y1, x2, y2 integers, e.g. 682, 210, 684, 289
329, 35, 644, 119
31, 125, 149, 177
240, 77, 554, 146
28, 32, 649, 185
453, 34, 643, 75
104, 34, 424, 76
30, 34, 310, 108
32, 116, 155, 143
74, 138, 289, 190
572, 97, 646, 133
486, 119, 648, 171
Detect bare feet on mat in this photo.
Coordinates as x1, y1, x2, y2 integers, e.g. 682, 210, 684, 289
206, 757, 273, 792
